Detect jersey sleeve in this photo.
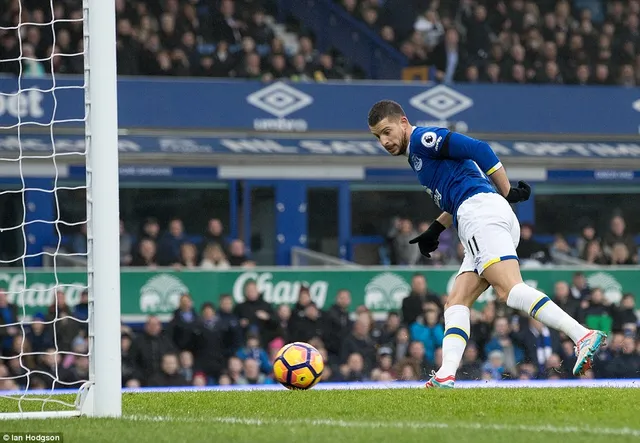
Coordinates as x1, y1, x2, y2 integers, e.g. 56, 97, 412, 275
409, 127, 451, 159
440, 132, 502, 176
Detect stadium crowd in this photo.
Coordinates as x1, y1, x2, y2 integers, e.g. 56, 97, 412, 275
340, 0, 640, 85
0, 0, 639, 392
0, 0, 351, 81
0, 0, 637, 84
383, 213, 639, 267
56, 210, 639, 269
0, 271, 638, 391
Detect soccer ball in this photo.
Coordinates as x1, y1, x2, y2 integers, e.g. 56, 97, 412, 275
273, 342, 324, 390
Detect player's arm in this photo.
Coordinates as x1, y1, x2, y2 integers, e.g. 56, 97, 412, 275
409, 212, 452, 258
484, 165, 510, 197
440, 132, 503, 185
440, 132, 531, 203
435, 212, 453, 229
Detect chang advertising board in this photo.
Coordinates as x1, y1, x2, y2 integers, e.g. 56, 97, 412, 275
2, 268, 637, 322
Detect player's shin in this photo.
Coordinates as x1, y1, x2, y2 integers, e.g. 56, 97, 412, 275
436, 305, 471, 380
506, 283, 588, 343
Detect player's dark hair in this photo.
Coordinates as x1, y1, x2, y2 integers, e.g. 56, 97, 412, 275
367, 100, 406, 126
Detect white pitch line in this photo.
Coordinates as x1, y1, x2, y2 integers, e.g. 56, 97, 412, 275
125, 414, 640, 438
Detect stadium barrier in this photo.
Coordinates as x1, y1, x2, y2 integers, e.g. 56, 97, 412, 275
2, 266, 637, 322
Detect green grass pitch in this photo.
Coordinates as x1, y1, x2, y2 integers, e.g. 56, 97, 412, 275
1, 388, 639, 443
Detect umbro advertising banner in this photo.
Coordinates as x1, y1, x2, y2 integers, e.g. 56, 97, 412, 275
0, 76, 638, 135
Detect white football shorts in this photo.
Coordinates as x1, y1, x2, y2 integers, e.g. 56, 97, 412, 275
456, 192, 520, 276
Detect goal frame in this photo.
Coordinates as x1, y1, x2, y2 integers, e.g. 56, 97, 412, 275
0, 0, 121, 419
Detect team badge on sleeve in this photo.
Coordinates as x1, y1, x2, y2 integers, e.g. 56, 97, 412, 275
411, 154, 423, 171
421, 131, 439, 149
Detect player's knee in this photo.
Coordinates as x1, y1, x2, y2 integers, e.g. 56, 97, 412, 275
446, 273, 487, 309
445, 289, 472, 309
492, 286, 511, 303
445, 296, 468, 310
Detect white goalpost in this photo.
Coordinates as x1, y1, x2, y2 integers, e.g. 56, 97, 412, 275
0, 0, 121, 418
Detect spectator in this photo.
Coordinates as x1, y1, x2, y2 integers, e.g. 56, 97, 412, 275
247, 9, 275, 45
129, 316, 177, 384
179, 351, 195, 385
603, 215, 637, 263
482, 350, 507, 380
517, 224, 549, 264
121, 330, 141, 387
156, 218, 186, 266
391, 218, 420, 266
242, 358, 274, 385
200, 243, 231, 269
372, 311, 401, 347
166, 294, 198, 351
0, 289, 19, 357
235, 333, 272, 374
401, 273, 441, 326
60, 355, 90, 388
216, 294, 243, 357
430, 27, 465, 84
579, 288, 614, 336
457, 341, 482, 380
148, 353, 189, 387
570, 272, 591, 301
136, 217, 160, 248
227, 239, 250, 266
340, 314, 377, 372
613, 294, 638, 334
605, 336, 640, 378
551, 281, 580, 320
409, 305, 444, 364
199, 218, 227, 257
582, 239, 608, 265
131, 238, 157, 267
68, 224, 87, 255
45, 290, 80, 353
337, 352, 368, 382
225, 356, 247, 385
120, 220, 133, 266
514, 317, 562, 376
26, 313, 54, 354
291, 286, 313, 324
609, 243, 635, 265
192, 302, 226, 383
322, 289, 353, 360
179, 243, 199, 268
288, 302, 325, 344
575, 222, 597, 257
484, 316, 523, 376
233, 279, 278, 346
275, 304, 292, 345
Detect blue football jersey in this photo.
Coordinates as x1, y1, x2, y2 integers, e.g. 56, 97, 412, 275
407, 126, 502, 226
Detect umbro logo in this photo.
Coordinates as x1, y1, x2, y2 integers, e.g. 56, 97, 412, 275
247, 81, 313, 118
409, 85, 473, 120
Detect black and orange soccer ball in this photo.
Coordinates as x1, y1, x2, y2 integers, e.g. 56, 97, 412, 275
273, 342, 324, 390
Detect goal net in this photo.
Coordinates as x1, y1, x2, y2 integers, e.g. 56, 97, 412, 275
0, 0, 121, 418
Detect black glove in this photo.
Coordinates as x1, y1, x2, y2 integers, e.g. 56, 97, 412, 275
506, 180, 531, 203
409, 220, 446, 258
